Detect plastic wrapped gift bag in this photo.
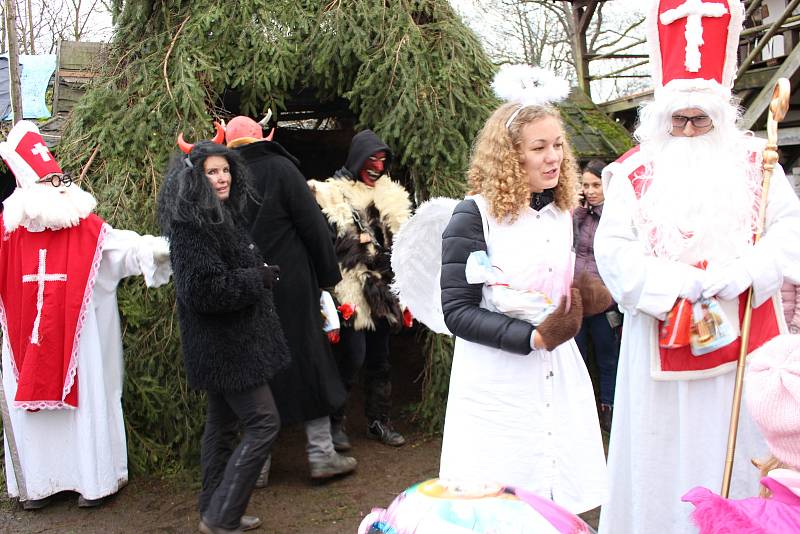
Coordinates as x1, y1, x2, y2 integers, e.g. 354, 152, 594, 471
358, 478, 594, 534
689, 298, 737, 356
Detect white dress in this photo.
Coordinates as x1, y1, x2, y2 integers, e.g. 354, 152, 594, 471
595, 164, 800, 534
439, 195, 608, 515
3, 228, 171, 501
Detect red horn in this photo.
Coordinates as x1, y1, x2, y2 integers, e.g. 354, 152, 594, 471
177, 132, 194, 154
265, 127, 275, 142
212, 121, 225, 145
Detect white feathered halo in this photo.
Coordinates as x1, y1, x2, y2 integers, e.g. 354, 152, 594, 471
492, 64, 570, 107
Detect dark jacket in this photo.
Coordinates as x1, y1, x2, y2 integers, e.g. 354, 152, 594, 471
236, 140, 346, 424
170, 213, 290, 393
440, 199, 534, 355
573, 203, 603, 278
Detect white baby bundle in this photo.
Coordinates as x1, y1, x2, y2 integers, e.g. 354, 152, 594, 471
465, 250, 556, 325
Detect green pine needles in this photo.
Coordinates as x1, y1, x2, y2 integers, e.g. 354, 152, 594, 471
57, 0, 496, 474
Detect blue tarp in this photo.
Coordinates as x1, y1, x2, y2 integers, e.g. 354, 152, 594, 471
1, 54, 57, 120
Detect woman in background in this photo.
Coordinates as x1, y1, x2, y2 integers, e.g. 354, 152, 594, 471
574, 159, 620, 433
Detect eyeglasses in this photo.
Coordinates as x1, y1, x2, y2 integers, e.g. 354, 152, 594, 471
671, 115, 712, 129
36, 173, 73, 188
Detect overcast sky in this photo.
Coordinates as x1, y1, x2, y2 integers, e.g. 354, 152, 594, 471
450, 0, 650, 100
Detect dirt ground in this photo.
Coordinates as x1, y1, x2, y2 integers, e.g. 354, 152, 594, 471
0, 331, 601, 533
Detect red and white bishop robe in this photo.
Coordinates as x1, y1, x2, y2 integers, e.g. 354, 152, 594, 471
0, 213, 107, 409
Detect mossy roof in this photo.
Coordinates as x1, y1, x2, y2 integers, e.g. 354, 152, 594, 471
561, 88, 634, 162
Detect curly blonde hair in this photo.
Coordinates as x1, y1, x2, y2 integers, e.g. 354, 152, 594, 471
468, 102, 578, 221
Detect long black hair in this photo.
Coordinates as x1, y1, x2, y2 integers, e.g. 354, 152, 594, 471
157, 141, 258, 236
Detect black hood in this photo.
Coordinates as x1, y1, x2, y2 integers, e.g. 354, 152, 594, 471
334, 129, 392, 180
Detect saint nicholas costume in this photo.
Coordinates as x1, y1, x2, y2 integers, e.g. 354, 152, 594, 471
0, 121, 171, 505
595, 2, 800, 532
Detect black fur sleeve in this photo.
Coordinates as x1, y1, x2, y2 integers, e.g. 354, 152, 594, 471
170, 222, 265, 314
440, 199, 534, 355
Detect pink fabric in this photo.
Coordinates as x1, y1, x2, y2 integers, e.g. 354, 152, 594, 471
781, 281, 800, 333
683, 478, 800, 534
745, 334, 800, 469
512, 486, 591, 533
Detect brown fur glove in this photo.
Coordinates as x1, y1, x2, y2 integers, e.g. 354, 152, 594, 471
573, 273, 613, 317
536, 288, 583, 351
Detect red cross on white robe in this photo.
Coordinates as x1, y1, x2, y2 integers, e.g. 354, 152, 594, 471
22, 249, 67, 345
660, 0, 728, 72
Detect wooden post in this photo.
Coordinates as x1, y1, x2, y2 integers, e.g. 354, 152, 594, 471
5, 0, 23, 123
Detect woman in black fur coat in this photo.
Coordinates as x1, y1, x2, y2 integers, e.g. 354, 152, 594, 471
158, 140, 289, 534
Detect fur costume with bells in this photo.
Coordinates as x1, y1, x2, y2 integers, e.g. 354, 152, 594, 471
308, 131, 412, 331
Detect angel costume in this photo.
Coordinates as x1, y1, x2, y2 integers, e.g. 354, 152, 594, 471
438, 194, 607, 514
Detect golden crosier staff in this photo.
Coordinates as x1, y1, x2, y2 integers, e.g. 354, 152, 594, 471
720, 78, 791, 497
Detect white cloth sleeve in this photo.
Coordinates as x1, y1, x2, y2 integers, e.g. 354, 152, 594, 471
98, 228, 172, 289
746, 164, 800, 306
594, 171, 700, 321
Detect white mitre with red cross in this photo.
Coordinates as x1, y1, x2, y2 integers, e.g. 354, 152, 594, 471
0, 120, 107, 410
0, 120, 63, 188
647, 0, 745, 98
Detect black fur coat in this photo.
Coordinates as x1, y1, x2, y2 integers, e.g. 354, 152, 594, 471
170, 212, 290, 393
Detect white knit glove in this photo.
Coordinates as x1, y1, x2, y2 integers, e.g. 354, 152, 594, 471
703, 260, 753, 301
678, 267, 707, 302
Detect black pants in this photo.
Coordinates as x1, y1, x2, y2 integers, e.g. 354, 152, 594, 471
575, 312, 621, 406
199, 383, 280, 529
335, 319, 392, 422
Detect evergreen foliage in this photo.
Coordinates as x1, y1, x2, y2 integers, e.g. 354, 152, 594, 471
58, 0, 496, 473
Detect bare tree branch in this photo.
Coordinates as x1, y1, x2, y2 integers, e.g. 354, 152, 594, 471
458, 0, 646, 99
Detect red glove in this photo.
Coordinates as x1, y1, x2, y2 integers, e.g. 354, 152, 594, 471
327, 329, 340, 344
337, 303, 355, 321
403, 308, 414, 328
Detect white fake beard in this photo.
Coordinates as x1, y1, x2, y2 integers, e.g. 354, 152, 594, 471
2, 184, 97, 233
635, 129, 760, 267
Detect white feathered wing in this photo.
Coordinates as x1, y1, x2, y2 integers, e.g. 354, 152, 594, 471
391, 197, 459, 335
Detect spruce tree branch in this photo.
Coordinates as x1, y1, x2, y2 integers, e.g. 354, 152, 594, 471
390, 34, 410, 88
162, 14, 190, 120
78, 145, 100, 183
